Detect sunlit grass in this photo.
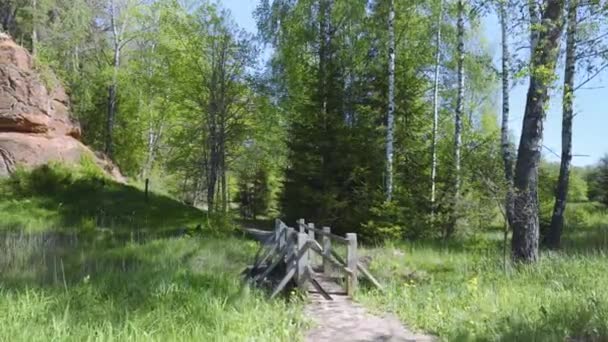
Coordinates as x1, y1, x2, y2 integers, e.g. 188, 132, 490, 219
0, 165, 305, 341
358, 231, 608, 341
0, 234, 306, 341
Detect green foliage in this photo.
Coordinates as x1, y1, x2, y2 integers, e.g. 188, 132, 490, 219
361, 202, 407, 244
539, 162, 590, 227
586, 155, 608, 205
237, 167, 271, 219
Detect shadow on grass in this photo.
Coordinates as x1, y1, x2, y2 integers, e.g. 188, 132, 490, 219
0, 230, 250, 316
0, 164, 205, 234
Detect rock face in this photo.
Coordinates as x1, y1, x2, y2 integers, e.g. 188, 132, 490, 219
0, 33, 123, 180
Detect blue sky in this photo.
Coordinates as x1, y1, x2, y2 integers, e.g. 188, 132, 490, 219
222, 0, 607, 167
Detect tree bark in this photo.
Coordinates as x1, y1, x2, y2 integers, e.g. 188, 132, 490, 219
447, 0, 464, 238
499, 0, 515, 227
105, 0, 120, 159
386, 0, 395, 202
512, 0, 565, 263
547, 0, 577, 249
529, 0, 541, 52
31, 0, 37, 56
430, 0, 443, 219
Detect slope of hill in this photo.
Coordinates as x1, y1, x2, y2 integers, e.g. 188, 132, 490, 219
0, 165, 306, 341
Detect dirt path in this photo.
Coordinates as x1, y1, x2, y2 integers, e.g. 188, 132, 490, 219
304, 274, 434, 342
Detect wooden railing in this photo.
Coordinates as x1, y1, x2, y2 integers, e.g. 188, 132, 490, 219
246, 218, 382, 299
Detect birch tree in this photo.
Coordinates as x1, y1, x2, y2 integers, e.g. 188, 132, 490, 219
105, 0, 137, 159
512, 0, 565, 263
499, 0, 515, 227
386, 0, 395, 202
546, 0, 608, 248
447, 0, 465, 237
430, 0, 443, 220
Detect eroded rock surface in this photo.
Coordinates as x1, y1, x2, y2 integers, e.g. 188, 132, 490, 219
0, 33, 122, 180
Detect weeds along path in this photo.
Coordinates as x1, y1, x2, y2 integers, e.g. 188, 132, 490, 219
304, 273, 435, 342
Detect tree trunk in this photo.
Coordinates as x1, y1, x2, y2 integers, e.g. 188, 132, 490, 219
386, 0, 395, 202
430, 0, 443, 219
529, 0, 541, 52
499, 0, 515, 227
447, 0, 464, 238
207, 148, 218, 213
31, 0, 37, 56
512, 0, 565, 263
106, 46, 119, 158
106, 0, 120, 159
547, 0, 577, 249
142, 121, 163, 180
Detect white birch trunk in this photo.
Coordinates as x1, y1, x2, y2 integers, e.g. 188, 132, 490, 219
500, 0, 515, 226
448, 0, 465, 237
548, 0, 577, 249
386, 0, 395, 202
430, 0, 443, 218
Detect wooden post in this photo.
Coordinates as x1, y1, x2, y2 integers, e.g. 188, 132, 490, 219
307, 223, 316, 265
322, 227, 332, 276
286, 227, 295, 257
275, 219, 284, 249
296, 232, 309, 287
346, 233, 358, 296
298, 218, 306, 233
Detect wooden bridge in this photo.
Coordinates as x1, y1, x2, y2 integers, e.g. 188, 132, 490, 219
244, 218, 382, 299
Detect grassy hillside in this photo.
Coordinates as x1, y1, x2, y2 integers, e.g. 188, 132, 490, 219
0, 163, 204, 234
0, 165, 305, 341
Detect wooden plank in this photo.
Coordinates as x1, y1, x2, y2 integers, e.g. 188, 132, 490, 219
253, 244, 289, 283
296, 226, 348, 243
253, 242, 278, 272
297, 218, 306, 233
357, 262, 384, 292
306, 266, 332, 300
285, 227, 296, 262
309, 240, 350, 273
346, 233, 358, 296
322, 227, 332, 276
307, 223, 316, 265
270, 266, 296, 299
296, 232, 309, 287
330, 249, 347, 266
275, 219, 284, 250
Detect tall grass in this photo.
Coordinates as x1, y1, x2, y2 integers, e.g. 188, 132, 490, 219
0, 234, 306, 341
357, 227, 608, 341
0, 165, 305, 341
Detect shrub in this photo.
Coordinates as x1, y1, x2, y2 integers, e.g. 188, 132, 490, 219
7, 163, 74, 196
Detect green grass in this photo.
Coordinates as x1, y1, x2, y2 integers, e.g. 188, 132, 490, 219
6, 164, 608, 341
0, 236, 306, 341
0, 165, 306, 341
357, 224, 608, 341
0, 163, 204, 234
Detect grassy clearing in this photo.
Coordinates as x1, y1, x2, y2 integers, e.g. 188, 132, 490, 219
0, 165, 305, 341
358, 223, 608, 341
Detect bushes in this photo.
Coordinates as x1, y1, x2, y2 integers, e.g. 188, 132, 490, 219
5, 157, 107, 198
